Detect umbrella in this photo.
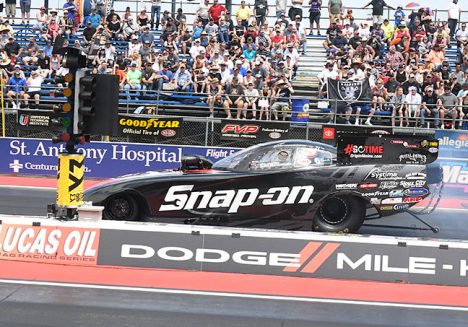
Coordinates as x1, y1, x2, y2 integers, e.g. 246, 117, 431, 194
405, 2, 420, 8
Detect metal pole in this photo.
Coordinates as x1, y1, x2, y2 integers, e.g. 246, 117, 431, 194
172, 0, 176, 17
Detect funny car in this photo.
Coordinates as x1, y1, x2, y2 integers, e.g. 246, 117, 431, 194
84, 136, 442, 233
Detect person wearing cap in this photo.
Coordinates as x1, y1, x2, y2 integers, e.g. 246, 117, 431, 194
363, 0, 394, 25
4, 36, 21, 57
173, 64, 193, 92
25, 70, 43, 109
189, 38, 204, 59
223, 76, 244, 119
421, 86, 440, 128
275, 12, 290, 30
206, 76, 223, 118
84, 7, 102, 29
283, 42, 299, 73
153, 62, 174, 91
403, 86, 423, 127
204, 18, 219, 38
123, 63, 143, 98
393, 6, 405, 28
241, 82, 259, 119
438, 85, 464, 129
271, 79, 294, 121
381, 19, 394, 41
6, 69, 28, 109
82, 20, 97, 44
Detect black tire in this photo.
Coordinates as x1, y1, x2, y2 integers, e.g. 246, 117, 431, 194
103, 193, 139, 221
313, 196, 365, 233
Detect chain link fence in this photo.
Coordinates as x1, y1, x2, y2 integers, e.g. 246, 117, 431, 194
1, 110, 324, 148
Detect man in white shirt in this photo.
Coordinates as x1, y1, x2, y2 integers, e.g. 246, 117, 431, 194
190, 39, 204, 59
404, 86, 422, 127
456, 23, 468, 46
448, 0, 462, 39
25, 70, 43, 109
317, 62, 338, 97
196, 0, 210, 25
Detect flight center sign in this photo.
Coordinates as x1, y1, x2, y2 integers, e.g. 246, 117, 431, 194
118, 115, 183, 140
0, 138, 240, 178
98, 229, 468, 287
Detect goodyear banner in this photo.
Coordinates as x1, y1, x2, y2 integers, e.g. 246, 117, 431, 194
0, 137, 240, 178
219, 119, 291, 142
118, 115, 183, 141
436, 129, 468, 197
57, 154, 84, 206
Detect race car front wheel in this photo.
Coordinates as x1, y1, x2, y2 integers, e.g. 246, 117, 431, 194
103, 194, 139, 221
313, 196, 365, 233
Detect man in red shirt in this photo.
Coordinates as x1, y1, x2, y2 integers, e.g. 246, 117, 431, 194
208, 0, 227, 24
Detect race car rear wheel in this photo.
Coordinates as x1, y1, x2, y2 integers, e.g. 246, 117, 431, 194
103, 194, 139, 221
313, 196, 365, 233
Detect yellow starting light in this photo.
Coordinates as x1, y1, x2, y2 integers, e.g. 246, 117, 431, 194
63, 102, 72, 112
64, 73, 74, 83
63, 88, 72, 97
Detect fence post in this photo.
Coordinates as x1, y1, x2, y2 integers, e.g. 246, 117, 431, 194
204, 118, 209, 147
305, 121, 309, 140
333, 99, 337, 124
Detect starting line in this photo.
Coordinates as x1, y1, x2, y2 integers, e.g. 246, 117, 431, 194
0, 216, 468, 308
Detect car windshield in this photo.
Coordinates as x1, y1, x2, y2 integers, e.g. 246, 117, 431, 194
213, 142, 336, 172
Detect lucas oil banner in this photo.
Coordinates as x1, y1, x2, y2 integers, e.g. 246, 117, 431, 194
0, 138, 240, 178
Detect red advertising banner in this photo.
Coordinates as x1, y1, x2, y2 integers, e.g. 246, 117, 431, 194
0, 224, 100, 265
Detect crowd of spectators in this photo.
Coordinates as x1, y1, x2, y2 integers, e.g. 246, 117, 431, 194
318, 0, 468, 129
0, 0, 314, 120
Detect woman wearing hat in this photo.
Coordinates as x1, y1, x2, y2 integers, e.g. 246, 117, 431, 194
207, 77, 222, 118
34, 6, 48, 31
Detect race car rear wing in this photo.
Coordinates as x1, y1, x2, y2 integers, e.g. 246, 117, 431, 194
336, 134, 439, 166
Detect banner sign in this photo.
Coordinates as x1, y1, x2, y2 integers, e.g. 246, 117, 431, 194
0, 224, 99, 265
17, 109, 63, 131
118, 115, 183, 140
219, 119, 291, 141
337, 134, 439, 166
0, 138, 240, 178
96, 227, 468, 287
327, 78, 372, 104
291, 99, 310, 125
436, 129, 468, 196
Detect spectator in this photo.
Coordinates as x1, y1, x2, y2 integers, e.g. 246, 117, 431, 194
275, 0, 287, 18
20, 0, 32, 24
402, 74, 422, 94
363, 0, 394, 25
393, 6, 405, 28
83, 22, 96, 44
235, 1, 252, 28
242, 82, 259, 119
403, 86, 422, 127
151, 0, 162, 29
154, 62, 174, 90
448, 0, 461, 39
422, 86, 440, 127
271, 79, 294, 120
137, 9, 150, 28
207, 77, 223, 117
141, 61, 156, 91
223, 76, 244, 118
390, 86, 405, 127
197, 0, 210, 26
289, 0, 304, 21
308, 0, 322, 36
86, 8, 102, 29
6, 70, 28, 109
123, 62, 142, 98
5, 0, 16, 22
327, 0, 341, 22
455, 23, 468, 47
4, 36, 21, 58
173, 64, 193, 92
258, 83, 272, 120
25, 70, 43, 109
254, 0, 269, 26
209, 0, 227, 24
438, 84, 464, 128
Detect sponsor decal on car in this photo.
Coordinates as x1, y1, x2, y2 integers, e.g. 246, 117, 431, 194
404, 188, 429, 196
159, 185, 315, 213
357, 182, 378, 190
389, 189, 404, 197
398, 153, 427, 164
365, 168, 401, 180
420, 140, 439, 148
394, 203, 410, 211
400, 180, 426, 188
428, 147, 438, 153
380, 205, 394, 211
380, 181, 399, 189
369, 198, 381, 204
403, 197, 423, 203
335, 183, 358, 190
405, 172, 427, 180
361, 191, 389, 197
343, 144, 384, 159
402, 142, 420, 149
381, 198, 403, 204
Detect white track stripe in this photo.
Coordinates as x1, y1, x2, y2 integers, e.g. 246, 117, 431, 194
0, 185, 55, 191
0, 279, 466, 312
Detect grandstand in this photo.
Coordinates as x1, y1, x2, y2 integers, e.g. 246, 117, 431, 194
1, 1, 468, 129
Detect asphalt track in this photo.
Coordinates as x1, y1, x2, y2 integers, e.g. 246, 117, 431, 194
0, 184, 468, 326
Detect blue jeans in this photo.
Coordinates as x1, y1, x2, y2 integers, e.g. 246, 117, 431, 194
421, 108, 439, 127
219, 31, 230, 43
124, 84, 141, 98
151, 5, 161, 29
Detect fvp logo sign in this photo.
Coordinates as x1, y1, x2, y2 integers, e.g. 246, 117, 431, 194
57, 154, 84, 206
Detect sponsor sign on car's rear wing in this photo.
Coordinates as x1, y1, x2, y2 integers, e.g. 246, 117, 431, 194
336, 134, 439, 166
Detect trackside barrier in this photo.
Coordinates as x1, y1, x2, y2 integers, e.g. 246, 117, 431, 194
1, 216, 468, 287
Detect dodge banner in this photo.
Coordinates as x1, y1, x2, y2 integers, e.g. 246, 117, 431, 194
219, 119, 291, 141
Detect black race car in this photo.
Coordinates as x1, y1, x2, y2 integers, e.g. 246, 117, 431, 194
84, 136, 442, 233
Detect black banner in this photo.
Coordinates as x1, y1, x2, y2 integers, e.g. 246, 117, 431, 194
118, 115, 183, 140
219, 119, 291, 141
337, 134, 439, 166
17, 109, 64, 131
327, 78, 372, 104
